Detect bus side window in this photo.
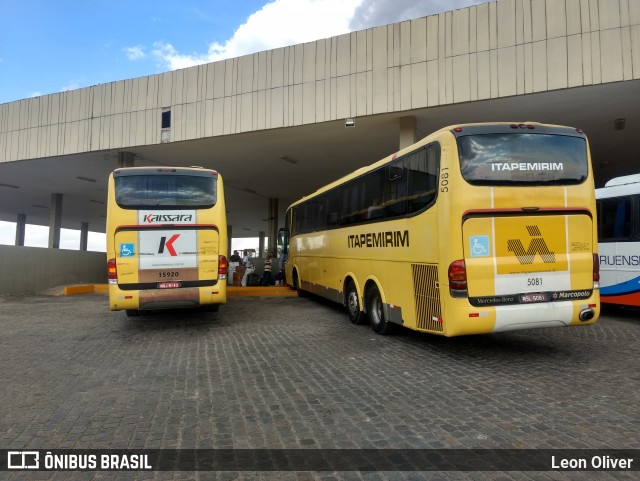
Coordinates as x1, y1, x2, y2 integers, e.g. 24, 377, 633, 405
384, 163, 407, 218
407, 144, 439, 213
326, 189, 340, 227
598, 197, 632, 240
292, 206, 302, 235
362, 169, 385, 220
340, 180, 361, 226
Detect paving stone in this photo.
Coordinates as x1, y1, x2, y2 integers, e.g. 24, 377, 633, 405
0, 294, 638, 480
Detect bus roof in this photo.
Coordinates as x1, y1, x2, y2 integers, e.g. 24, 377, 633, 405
604, 173, 640, 187
596, 174, 640, 199
287, 121, 585, 209
111, 166, 219, 177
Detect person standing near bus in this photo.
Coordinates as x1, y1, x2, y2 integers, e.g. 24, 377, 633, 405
262, 252, 275, 286
228, 250, 242, 285
241, 252, 255, 286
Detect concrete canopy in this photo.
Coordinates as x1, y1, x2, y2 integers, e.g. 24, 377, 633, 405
1, 80, 639, 235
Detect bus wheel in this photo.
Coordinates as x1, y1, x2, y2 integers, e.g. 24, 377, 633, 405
293, 270, 306, 297
367, 285, 393, 335
205, 304, 219, 312
125, 309, 140, 317
346, 282, 366, 325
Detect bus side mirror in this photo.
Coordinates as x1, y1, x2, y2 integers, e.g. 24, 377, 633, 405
278, 228, 289, 255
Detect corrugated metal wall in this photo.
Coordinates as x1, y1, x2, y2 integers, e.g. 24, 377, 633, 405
1, 0, 639, 163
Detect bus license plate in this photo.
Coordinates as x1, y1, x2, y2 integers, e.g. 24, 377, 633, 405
520, 292, 548, 303
158, 281, 182, 289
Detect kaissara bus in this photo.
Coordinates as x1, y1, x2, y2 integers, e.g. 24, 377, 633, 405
106, 166, 228, 316
280, 122, 600, 336
596, 174, 640, 307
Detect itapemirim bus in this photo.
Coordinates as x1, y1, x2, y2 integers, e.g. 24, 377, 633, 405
596, 174, 640, 307
106, 166, 228, 316
280, 122, 600, 336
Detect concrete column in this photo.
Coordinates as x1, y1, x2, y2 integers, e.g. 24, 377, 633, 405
227, 225, 232, 257
258, 231, 266, 258
118, 151, 135, 168
268, 198, 278, 255
399, 116, 417, 150
48, 193, 63, 249
80, 222, 89, 251
15, 214, 26, 246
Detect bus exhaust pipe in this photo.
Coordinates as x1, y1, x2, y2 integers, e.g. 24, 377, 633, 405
579, 309, 595, 322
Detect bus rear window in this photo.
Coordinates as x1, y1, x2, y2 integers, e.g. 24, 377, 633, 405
115, 174, 216, 208
458, 133, 588, 185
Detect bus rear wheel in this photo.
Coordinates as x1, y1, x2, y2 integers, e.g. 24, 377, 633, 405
367, 285, 393, 335
346, 282, 366, 325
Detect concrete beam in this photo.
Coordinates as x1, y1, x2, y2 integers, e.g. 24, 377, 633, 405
15, 213, 26, 246
48, 193, 63, 249
399, 116, 417, 150
268, 198, 278, 255
80, 222, 89, 251
259, 231, 266, 258
118, 151, 135, 168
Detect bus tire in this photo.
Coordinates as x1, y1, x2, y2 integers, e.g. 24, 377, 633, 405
205, 304, 220, 312
293, 270, 307, 297
345, 281, 366, 325
125, 309, 140, 317
367, 285, 393, 335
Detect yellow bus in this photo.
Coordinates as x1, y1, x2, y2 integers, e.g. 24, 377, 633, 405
106, 166, 228, 316
280, 122, 600, 336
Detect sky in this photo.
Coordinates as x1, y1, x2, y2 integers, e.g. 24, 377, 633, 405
0, 0, 490, 251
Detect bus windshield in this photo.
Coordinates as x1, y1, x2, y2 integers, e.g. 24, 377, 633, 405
114, 173, 217, 209
458, 133, 588, 185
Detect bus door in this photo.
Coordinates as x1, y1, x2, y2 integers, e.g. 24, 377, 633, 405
462, 213, 594, 321
114, 210, 220, 308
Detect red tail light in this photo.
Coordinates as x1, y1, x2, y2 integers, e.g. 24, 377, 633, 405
448, 259, 468, 297
593, 253, 600, 284
107, 258, 117, 280
218, 255, 228, 276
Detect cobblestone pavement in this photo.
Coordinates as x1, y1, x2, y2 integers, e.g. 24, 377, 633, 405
0, 293, 639, 481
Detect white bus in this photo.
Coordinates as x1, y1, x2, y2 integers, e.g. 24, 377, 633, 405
596, 174, 640, 307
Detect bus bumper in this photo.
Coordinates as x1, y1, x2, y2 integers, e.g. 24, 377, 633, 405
108, 284, 226, 312
442, 292, 600, 336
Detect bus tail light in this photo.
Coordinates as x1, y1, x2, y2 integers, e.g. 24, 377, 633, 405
107, 258, 117, 281
593, 253, 600, 288
218, 255, 228, 279
448, 260, 468, 297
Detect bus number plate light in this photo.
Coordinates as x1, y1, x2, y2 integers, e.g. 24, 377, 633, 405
158, 281, 181, 289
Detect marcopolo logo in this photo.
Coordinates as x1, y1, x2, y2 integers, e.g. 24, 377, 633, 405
507, 225, 556, 265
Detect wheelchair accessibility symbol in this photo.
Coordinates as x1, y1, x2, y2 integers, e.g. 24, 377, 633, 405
470, 236, 490, 257
120, 243, 135, 257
